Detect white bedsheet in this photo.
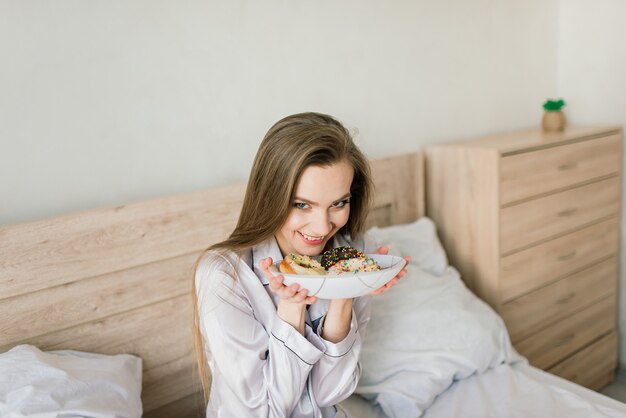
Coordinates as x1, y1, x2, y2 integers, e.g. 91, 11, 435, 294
353, 263, 522, 417
339, 362, 626, 418
425, 362, 626, 418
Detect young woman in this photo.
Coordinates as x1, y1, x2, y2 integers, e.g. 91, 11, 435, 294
192, 112, 409, 417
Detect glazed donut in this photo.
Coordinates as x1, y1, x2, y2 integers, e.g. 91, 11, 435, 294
320, 246, 365, 270
280, 253, 326, 275
327, 256, 381, 275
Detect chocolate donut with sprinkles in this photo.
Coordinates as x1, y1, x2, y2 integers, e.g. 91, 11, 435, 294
321, 246, 365, 270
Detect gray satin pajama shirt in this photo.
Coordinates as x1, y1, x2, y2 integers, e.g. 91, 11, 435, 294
195, 234, 376, 417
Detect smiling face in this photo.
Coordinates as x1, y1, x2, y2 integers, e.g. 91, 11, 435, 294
275, 160, 354, 257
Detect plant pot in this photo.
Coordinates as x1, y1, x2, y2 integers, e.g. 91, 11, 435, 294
542, 111, 566, 132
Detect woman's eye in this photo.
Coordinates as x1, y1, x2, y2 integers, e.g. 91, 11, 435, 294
294, 202, 310, 209
332, 199, 350, 208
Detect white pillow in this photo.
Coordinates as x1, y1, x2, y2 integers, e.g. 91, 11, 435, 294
0, 344, 143, 418
355, 249, 524, 416
367, 217, 448, 276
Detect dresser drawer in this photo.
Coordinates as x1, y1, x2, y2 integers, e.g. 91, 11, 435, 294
500, 134, 622, 204
500, 218, 618, 301
548, 331, 618, 390
515, 295, 616, 369
500, 176, 621, 254
501, 257, 616, 342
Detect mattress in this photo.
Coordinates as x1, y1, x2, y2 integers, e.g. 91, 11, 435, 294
339, 362, 626, 418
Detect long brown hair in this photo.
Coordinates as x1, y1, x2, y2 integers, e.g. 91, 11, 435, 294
192, 112, 373, 403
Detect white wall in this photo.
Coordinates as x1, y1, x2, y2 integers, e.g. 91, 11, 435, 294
558, 0, 626, 368
0, 0, 559, 225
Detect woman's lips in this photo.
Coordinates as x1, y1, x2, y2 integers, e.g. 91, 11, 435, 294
299, 232, 324, 246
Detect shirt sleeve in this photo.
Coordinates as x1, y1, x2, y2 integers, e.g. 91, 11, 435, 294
308, 295, 371, 407
196, 255, 324, 417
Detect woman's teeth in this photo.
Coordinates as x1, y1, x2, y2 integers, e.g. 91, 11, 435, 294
301, 233, 323, 242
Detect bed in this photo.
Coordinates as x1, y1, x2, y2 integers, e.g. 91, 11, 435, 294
1, 151, 625, 417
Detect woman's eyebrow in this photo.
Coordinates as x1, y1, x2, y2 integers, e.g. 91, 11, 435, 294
293, 193, 351, 205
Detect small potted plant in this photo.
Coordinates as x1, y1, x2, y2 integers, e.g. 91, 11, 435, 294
542, 99, 566, 132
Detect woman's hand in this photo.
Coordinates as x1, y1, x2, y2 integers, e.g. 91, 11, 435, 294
259, 257, 318, 305
260, 257, 317, 335
370, 246, 410, 296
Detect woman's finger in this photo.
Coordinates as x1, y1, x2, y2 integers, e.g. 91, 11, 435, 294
274, 282, 298, 299
260, 257, 275, 279
268, 274, 284, 291
288, 283, 300, 295
293, 288, 309, 302
371, 273, 402, 295
387, 277, 399, 288
376, 246, 389, 255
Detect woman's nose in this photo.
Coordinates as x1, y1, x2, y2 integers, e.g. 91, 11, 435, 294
310, 211, 333, 236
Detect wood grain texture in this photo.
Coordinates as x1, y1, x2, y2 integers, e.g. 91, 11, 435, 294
368, 152, 425, 228
450, 125, 621, 154
0, 252, 199, 348
515, 295, 616, 370
500, 176, 621, 254
0, 184, 246, 300
500, 133, 622, 204
500, 218, 619, 302
501, 257, 616, 343
548, 331, 618, 390
425, 146, 501, 308
143, 392, 205, 418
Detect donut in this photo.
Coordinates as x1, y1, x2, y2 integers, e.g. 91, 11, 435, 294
320, 246, 365, 270
279, 253, 326, 275
327, 256, 381, 275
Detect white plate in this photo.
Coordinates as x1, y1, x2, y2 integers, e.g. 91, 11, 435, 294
268, 254, 407, 299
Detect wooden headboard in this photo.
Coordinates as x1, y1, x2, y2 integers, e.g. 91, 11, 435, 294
0, 151, 424, 417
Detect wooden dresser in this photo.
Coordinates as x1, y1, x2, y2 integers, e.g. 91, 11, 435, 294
424, 125, 623, 390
